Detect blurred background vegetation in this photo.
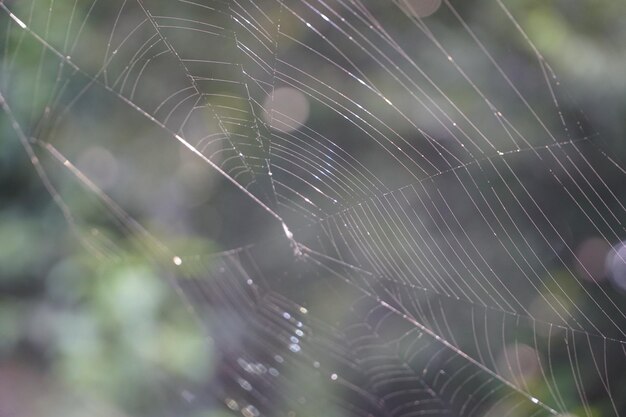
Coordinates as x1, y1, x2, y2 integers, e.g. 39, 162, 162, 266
1, 0, 626, 416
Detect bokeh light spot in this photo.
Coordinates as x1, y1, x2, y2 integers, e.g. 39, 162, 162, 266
262, 87, 310, 133
399, 0, 442, 18
575, 237, 610, 282
76, 146, 118, 189
607, 241, 626, 291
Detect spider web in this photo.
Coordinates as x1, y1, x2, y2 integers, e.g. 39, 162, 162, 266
2, 0, 626, 416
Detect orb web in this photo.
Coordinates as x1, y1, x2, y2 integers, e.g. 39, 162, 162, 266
2, 0, 626, 416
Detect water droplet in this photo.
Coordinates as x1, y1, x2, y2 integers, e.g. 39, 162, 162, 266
226, 398, 239, 410
242, 405, 260, 417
